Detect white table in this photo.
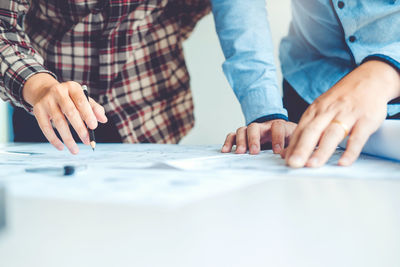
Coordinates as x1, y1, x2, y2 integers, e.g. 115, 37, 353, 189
0, 185, 4, 230
0, 143, 400, 267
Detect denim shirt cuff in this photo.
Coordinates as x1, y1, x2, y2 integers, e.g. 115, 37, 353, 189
239, 86, 288, 125
251, 114, 289, 124
362, 54, 400, 74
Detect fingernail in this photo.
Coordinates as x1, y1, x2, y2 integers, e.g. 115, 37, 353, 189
250, 145, 258, 154
339, 157, 350, 166
273, 144, 281, 153
308, 157, 319, 167
71, 146, 79, 154
89, 120, 98, 129
221, 146, 228, 152
236, 146, 245, 153
288, 155, 303, 168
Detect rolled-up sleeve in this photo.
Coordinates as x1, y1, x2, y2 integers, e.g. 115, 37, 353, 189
211, 0, 288, 124
0, 0, 56, 111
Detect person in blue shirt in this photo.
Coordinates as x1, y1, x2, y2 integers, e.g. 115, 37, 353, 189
216, 0, 400, 168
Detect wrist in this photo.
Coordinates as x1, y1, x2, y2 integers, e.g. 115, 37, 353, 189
22, 73, 59, 106
363, 60, 400, 102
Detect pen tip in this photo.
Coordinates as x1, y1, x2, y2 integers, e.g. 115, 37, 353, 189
90, 141, 96, 151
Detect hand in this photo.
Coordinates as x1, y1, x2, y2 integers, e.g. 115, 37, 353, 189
23, 73, 108, 154
222, 119, 297, 155
285, 60, 400, 168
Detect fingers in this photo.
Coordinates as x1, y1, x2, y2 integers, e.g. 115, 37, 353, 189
306, 117, 353, 167
235, 126, 248, 154
33, 85, 79, 153
338, 120, 373, 166
33, 107, 64, 151
284, 103, 324, 160
273, 61, 393, 167
59, 98, 90, 145
280, 148, 287, 159
68, 83, 98, 130
31, 81, 108, 154
247, 123, 261, 154
222, 132, 236, 153
286, 113, 335, 168
89, 97, 108, 123
271, 121, 285, 154
246, 120, 290, 154
221, 120, 295, 155
222, 123, 269, 154
49, 104, 79, 154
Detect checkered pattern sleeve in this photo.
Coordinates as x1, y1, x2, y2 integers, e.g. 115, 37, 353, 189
0, 0, 56, 111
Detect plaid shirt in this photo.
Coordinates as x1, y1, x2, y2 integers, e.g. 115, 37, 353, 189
0, 0, 210, 143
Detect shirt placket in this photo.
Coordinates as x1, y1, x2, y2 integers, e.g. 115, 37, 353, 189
330, 0, 359, 65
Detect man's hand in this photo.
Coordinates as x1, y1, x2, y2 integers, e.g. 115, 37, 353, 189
284, 60, 400, 168
222, 119, 297, 155
23, 73, 108, 154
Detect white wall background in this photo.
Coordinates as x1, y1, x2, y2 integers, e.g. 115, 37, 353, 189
0, 1, 291, 144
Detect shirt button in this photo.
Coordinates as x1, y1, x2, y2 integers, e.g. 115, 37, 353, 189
349, 36, 356, 43
338, 1, 345, 9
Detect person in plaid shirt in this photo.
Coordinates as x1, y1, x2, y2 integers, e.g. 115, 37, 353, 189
0, 0, 286, 155
0, 0, 210, 154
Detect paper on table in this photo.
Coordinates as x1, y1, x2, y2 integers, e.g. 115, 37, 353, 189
2, 143, 400, 178
340, 119, 400, 162
0, 143, 399, 207
0, 144, 222, 171
0, 144, 272, 207
166, 149, 400, 179
5, 143, 398, 179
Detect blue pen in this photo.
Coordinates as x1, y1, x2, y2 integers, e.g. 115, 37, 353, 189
25, 165, 87, 176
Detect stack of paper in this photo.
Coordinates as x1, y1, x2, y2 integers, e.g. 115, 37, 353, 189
340, 119, 400, 162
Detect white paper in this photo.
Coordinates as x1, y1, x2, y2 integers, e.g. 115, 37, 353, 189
0, 143, 399, 207
340, 119, 400, 162
166, 149, 400, 178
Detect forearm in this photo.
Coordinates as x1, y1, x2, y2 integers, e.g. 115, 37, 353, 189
0, 0, 56, 110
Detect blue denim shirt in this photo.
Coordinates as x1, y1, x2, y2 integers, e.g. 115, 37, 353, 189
211, 0, 400, 124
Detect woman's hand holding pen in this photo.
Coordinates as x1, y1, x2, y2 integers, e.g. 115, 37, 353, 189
284, 60, 400, 168
22, 73, 108, 154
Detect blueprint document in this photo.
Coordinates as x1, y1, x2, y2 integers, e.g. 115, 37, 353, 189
0, 143, 399, 207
